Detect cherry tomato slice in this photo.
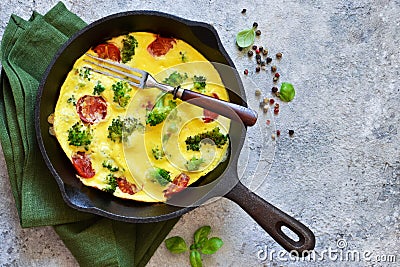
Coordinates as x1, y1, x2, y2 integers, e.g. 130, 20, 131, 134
163, 173, 190, 199
76, 95, 107, 125
147, 36, 176, 57
93, 43, 121, 61
72, 152, 95, 178
203, 93, 220, 123
117, 177, 138, 195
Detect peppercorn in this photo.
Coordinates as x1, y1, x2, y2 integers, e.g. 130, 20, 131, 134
289, 129, 294, 136
263, 97, 269, 104
256, 66, 260, 72
266, 120, 271, 125
244, 69, 249, 75
252, 45, 257, 50
269, 98, 274, 105
276, 52, 282, 59
241, 8, 246, 14
247, 50, 254, 57
253, 22, 258, 28
266, 57, 272, 64
255, 30, 261, 36
271, 134, 276, 140
273, 76, 279, 82
238, 46, 243, 51
276, 130, 281, 136
274, 108, 279, 115
256, 59, 261, 64
259, 46, 263, 52
255, 89, 261, 96
263, 105, 269, 113
255, 49, 260, 54
262, 49, 268, 56
275, 103, 280, 108
272, 87, 278, 93
260, 61, 266, 66
275, 73, 280, 78
275, 91, 280, 97
255, 54, 261, 60
271, 65, 277, 72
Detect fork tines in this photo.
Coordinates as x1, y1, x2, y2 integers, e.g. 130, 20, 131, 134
83, 53, 147, 88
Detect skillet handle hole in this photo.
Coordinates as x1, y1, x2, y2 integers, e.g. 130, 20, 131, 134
280, 225, 301, 243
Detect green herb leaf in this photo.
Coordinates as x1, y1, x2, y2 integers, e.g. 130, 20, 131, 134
200, 237, 224, 255
189, 250, 203, 267
165, 236, 188, 254
194, 225, 211, 245
236, 28, 256, 48
279, 82, 295, 102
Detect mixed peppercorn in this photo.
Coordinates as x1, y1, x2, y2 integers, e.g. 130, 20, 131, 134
238, 19, 295, 139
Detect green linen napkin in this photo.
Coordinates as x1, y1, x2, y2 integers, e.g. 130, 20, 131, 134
0, 2, 179, 266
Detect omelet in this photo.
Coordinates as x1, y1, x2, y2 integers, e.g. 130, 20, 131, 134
52, 32, 230, 202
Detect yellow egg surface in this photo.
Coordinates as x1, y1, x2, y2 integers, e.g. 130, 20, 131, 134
53, 32, 230, 202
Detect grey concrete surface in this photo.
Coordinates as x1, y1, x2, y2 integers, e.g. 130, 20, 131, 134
1, 0, 399, 266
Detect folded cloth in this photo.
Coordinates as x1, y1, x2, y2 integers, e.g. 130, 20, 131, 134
0, 2, 179, 266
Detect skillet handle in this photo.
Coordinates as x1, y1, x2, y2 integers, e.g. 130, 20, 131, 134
225, 181, 315, 254
173, 87, 258, 127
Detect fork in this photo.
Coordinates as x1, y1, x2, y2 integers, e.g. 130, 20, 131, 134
84, 53, 258, 126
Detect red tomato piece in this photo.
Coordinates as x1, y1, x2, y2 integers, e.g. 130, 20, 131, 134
72, 152, 95, 178
203, 93, 220, 123
163, 173, 190, 199
76, 95, 107, 125
147, 36, 176, 57
117, 177, 139, 195
93, 43, 121, 61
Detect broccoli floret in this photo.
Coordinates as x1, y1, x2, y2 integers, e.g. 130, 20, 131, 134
185, 156, 205, 171
192, 75, 207, 92
107, 116, 144, 143
152, 145, 165, 160
163, 71, 188, 87
185, 127, 228, 151
93, 81, 105, 95
67, 95, 76, 106
121, 34, 138, 63
67, 122, 92, 150
111, 81, 132, 108
123, 117, 144, 135
179, 51, 188, 62
150, 167, 171, 186
78, 67, 92, 81
107, 117, 123, 143
104, 174, 118, 193
102, 160, 119, 172
146, 94, 177, 126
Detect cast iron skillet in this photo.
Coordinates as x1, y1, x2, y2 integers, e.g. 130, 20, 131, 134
35, 11, 315, 253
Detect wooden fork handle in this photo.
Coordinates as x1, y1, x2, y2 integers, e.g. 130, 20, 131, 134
173, 87, 258, 127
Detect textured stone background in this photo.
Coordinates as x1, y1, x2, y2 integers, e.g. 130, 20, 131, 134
0, 0, 399, 266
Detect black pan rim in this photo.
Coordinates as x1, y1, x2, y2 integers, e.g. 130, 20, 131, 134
34, 10, 246, 222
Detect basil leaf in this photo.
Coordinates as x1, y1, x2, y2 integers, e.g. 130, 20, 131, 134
194, 225, 211, 245
236, 28, 256, 48
165, 236, 188, 254
190, 250, 203, 267
200, 237, 224, 254
279, 82, 296, 102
